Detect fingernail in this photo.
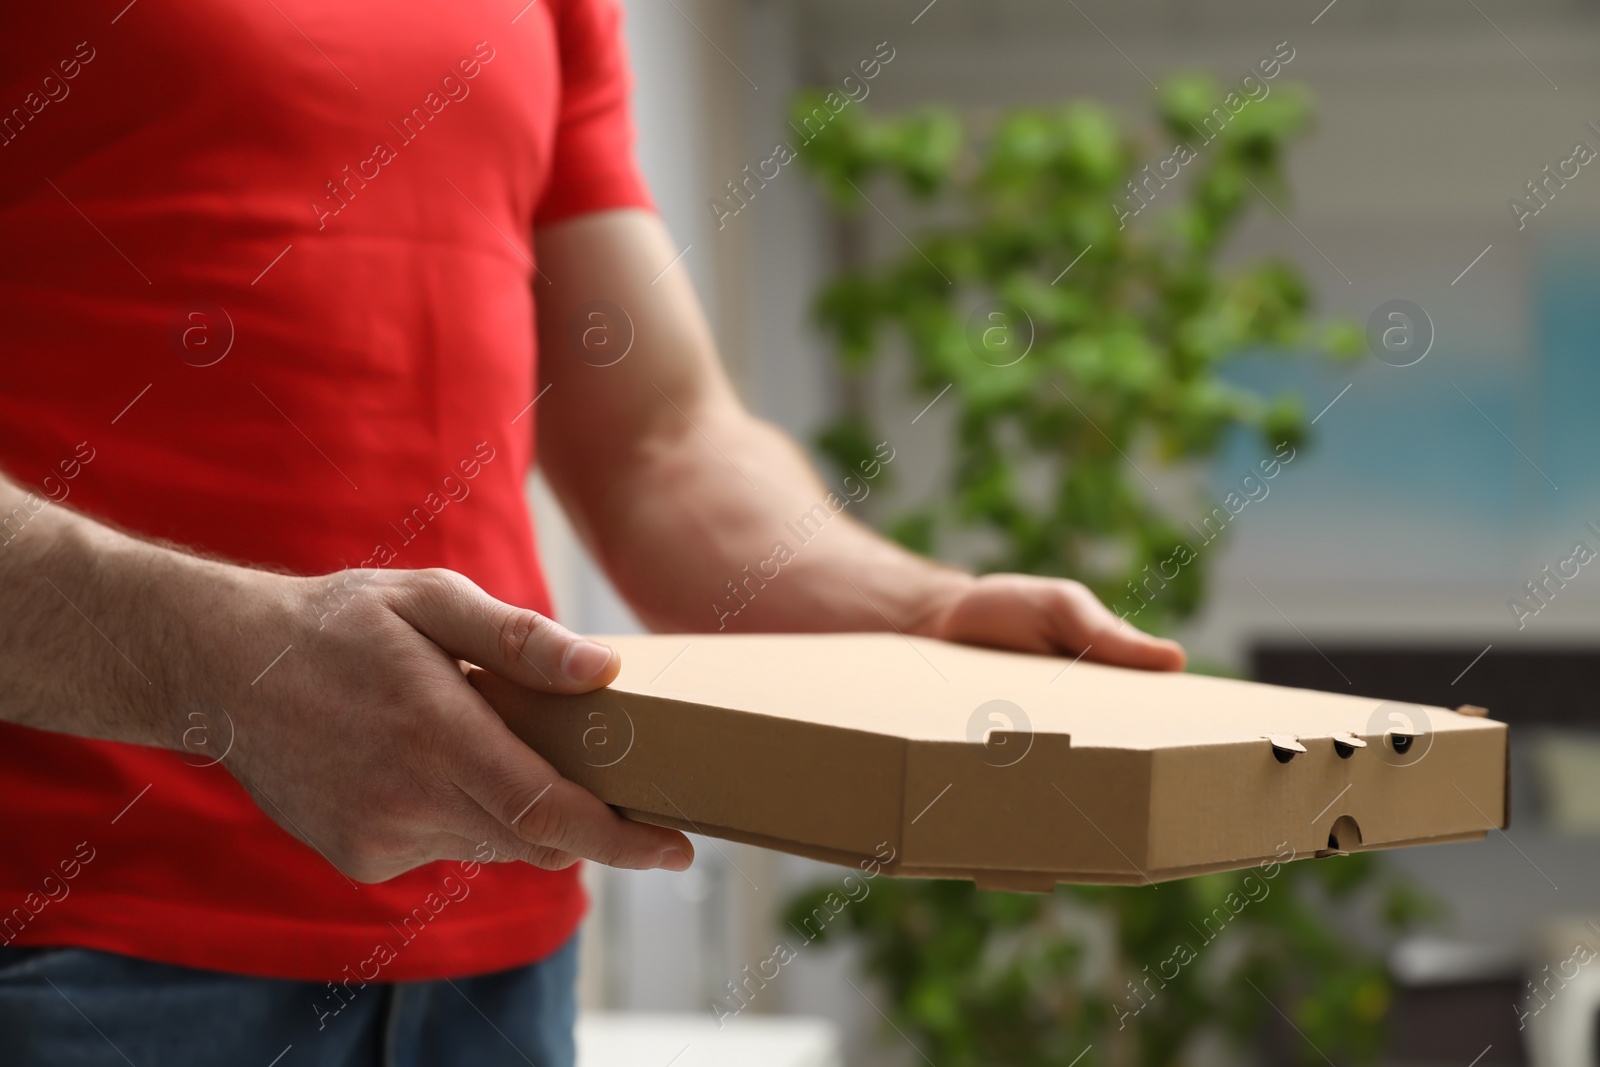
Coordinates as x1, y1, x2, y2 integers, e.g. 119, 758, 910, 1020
658, 847, 691, 872
561, 641, 614, 683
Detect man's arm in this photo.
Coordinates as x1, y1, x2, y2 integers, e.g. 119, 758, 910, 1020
534, 210, 1184, 669
0, 474, 693, 880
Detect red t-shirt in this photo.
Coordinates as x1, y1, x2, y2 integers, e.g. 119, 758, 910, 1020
0, 0, 651, 980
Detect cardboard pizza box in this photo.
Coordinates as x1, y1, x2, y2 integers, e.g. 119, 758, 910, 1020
472, 633, 1509, 890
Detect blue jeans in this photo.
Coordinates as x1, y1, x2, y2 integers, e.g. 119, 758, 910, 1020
0, 938, 578, 1067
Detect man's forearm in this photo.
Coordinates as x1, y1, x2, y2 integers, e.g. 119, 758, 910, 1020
0, 474, 242, 747
0, 471, 701, 880
580, 408, 973, 635
531, 210, 970, 636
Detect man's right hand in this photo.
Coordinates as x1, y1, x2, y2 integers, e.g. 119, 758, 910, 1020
0, 475, 694, 884
217, 567, 696, 883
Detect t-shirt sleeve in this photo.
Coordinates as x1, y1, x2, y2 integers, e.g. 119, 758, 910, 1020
533, 0, 655, 226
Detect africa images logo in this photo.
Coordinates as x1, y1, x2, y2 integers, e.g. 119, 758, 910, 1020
965, 699, 1033, 767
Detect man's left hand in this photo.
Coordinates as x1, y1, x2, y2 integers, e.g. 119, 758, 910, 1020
916, 573, 1186, 671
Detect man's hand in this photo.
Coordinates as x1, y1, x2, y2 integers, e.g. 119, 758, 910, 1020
205, 567, 696, 883
533, 210, 1187, 671
0, 478, 693, 885
913, 572, 1186, 671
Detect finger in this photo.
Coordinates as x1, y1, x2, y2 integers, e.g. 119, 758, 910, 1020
429, 793, 584, 871
391, 570, 620, 693
427, 826, 581, 872
1053, 583, 1186, 671
447, 701, 694, 872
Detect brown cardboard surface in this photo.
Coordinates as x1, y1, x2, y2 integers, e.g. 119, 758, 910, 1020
472, 633, 1509, 888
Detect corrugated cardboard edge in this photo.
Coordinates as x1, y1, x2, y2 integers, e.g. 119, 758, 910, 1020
610, 807, 895, 872
1502, 718, 1513, 831
473, 668, 1510, 890
894, 723, 1196, 887
473, 670, 909, 861
1454, 703, 1510, 832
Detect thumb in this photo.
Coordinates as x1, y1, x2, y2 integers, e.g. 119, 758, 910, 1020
390, 569, 620, 693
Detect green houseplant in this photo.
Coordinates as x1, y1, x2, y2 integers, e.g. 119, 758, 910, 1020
797, 74, 1365, 627
785, 78, 1434, 1065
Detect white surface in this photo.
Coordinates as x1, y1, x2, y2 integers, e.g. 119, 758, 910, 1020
1523, 919, 1600, 1067
1524, 967, 1600, 1067
576, 1013, 843, 1067
1388, 934, 1522, 987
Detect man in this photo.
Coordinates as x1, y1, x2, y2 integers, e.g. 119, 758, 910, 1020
0, 1, 1184, 1063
